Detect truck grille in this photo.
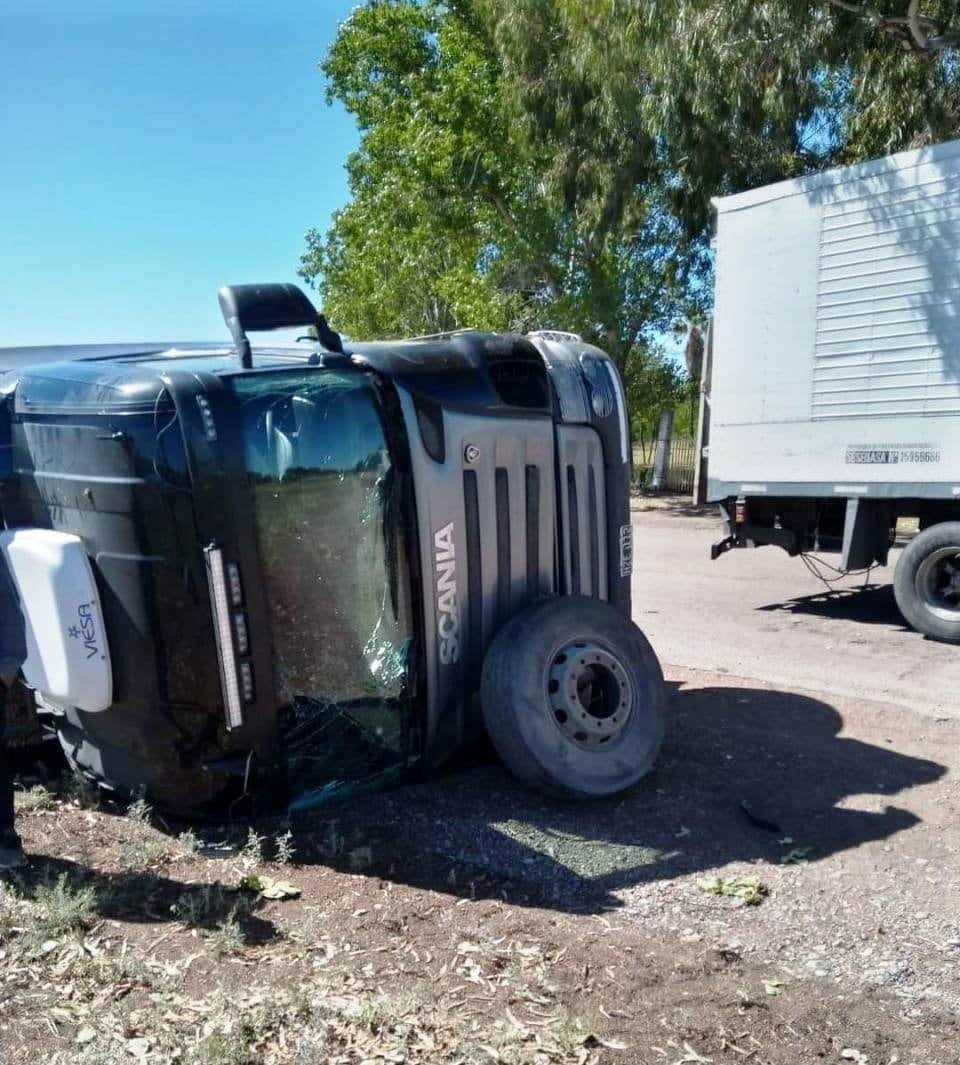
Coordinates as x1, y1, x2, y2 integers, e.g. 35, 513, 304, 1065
557, 424, 608, 601
459, 424, 555, 678
455, 422, 608, 678
398, 389, 614, 749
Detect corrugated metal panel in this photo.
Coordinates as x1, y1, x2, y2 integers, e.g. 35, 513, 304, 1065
715, 136, 960, 213
556, 425, 607, 598
812, 173, 960, 420
458, 424, 556, 668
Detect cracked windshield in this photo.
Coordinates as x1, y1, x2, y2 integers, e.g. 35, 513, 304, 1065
229, 370, 418, 805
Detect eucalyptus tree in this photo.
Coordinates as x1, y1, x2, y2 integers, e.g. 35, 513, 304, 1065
302, 0, 959, 425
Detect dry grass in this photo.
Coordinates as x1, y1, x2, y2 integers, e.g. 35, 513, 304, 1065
13, 784, 59, 813
4, 890, 606, 1065
2, 759, 953, 1065
1, 825, 613, 1065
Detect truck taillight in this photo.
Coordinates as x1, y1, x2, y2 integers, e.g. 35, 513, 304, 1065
735, 496, 747, 524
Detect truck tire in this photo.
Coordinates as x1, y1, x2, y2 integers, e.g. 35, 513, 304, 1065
894, 522, 960, 643
480, 596, 666, 799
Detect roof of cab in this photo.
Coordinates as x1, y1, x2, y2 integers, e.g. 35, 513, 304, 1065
2, 329, 567, 421
0, 342, 324, 378
0, 329, 540, 379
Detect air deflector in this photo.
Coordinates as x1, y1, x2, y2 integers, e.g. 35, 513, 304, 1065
218, 283, 343, 368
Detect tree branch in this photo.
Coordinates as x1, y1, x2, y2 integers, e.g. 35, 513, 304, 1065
487, 191, 563, 299
825, 0, 959, 54
907, 0, 927, 47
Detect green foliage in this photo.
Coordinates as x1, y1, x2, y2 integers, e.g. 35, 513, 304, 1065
488, 1, 959, 238
275, 829, 297, 865
205, 905, 250, 955
177, 828, 201, 855
63, 769, 100, 809
240, 826, 266, 867
33, 874, 97, 936
126, 797, 152, 825
624, 346, 694, 446
304, 0, 959, 429
698, 873, 770, 905
9, 873, 99, 956
302, 1, 524, 340
14, 784, 58, 813
239, 873, 301, 900
302, 0, 702, 369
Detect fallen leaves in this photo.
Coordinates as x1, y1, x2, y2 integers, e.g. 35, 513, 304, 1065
125, 1036, 152, 1059
697, 875, 769, 906
674, 1041, 714, 1063
239, 874, 301, 900
780, 845, 815, 866
75, 1026, 96, 1045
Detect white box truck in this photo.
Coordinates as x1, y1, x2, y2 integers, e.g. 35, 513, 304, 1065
707, 137, 960, 642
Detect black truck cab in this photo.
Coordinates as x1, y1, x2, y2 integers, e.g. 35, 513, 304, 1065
0, 285, 661, 812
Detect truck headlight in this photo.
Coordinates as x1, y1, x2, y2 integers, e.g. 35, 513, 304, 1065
580, 353, 629, 463
604, 361, 630, 464
579, 353, 615, 418
204, 544, 246, 729
226, 561, 243, 606
234, 611, 249, 656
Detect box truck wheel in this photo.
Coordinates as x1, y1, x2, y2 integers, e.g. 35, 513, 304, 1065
480, 596, 666, 798
894, 522, 960, 643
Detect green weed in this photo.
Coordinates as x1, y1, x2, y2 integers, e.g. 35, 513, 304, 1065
14, 784, 58, 813
204, 905, 248, 955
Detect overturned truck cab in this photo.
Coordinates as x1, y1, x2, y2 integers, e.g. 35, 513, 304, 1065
0, 285, 665, 812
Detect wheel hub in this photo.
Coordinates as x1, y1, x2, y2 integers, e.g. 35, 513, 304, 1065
547, 641, 633, 751
917, 547, 960, 622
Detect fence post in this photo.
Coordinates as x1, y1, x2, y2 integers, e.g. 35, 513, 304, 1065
650, 408, 673, 492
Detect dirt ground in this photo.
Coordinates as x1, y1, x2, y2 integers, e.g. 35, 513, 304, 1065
2, 502, 959, 1064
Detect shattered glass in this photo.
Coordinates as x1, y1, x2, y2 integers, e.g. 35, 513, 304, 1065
228, 370, 420, 809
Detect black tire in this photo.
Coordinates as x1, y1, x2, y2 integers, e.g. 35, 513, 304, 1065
480, 596, 666, 799
894, 521, 960, 643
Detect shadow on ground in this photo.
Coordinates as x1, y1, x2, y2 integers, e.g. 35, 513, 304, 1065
2, 855, 280, 944
281, 679, 944, 913
6, 680, 944, 924
756, 583, 910, 630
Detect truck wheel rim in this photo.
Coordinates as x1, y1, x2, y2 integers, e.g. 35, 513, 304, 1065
917, 547, 960, 622
547, 641, 633, 751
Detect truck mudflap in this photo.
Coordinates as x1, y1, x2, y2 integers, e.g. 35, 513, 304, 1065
0, 529, 112, 713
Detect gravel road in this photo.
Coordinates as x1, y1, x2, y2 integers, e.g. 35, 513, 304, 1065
622, 498, 960, 1018
631, 499, 960, 719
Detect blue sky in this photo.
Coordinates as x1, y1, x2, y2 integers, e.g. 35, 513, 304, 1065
0, 0, 360, 345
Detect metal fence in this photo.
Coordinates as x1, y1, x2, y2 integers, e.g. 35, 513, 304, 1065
632, 437, 697, 494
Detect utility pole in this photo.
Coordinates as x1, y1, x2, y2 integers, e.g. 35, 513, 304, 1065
692, 319, 713, 504
650, 408, 673, 492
